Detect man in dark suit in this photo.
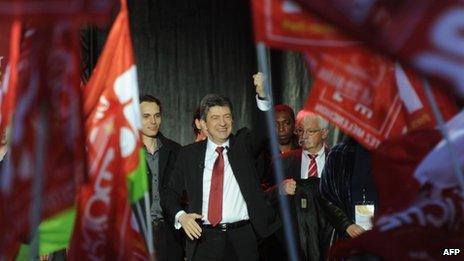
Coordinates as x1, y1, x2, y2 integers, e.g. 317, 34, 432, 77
267, 111, 361, 260
139, 95, 183, 261
161, 84, 279, 261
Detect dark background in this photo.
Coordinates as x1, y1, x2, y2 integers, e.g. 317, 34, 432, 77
81, 0, 312, 146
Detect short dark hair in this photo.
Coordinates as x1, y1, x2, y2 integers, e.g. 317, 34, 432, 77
199, 94, 233, 121
192, 107, 201, 135
274, 104, 295, 123
139, 94, 162, 114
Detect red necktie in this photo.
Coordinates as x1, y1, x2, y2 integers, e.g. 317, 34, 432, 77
208, 147, 224, 226
307, 154, 318, 177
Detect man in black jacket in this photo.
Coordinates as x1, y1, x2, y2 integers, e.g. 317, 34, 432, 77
140, 95, 183, 261
161, 84, 279, 261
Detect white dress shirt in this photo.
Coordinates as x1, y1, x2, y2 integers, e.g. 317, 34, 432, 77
200, 139, 249, 224
300, 146, 326, 179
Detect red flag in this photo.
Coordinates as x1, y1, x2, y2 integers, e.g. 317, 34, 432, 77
0, 21, 12, 82
371, 129, 442, 215
330, 187, 464, 260
304, 49, 458, 149
0, 0, 117, 25
0, 20, 20, 136
69, 0, 149, 259
329, 108, 464, 260
0, 23, 85, 258
294, 0, 464, 99
251, 0, 358, 52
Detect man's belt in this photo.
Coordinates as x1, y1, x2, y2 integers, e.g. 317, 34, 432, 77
202, 220, 250, 231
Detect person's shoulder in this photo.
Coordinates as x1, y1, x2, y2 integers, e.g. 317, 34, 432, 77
328, 142, 356, 157
235, 127, 252, 137
281, 148, 302, 160
158, 133, 181, 150
179, 139, 206, 153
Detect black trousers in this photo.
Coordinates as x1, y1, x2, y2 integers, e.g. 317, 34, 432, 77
153, 220, 185, 261
192, 223, 258, 261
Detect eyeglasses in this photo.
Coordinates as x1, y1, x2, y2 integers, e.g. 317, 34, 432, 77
296, 128, 323, 136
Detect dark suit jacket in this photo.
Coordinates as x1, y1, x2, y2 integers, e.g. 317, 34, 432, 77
161, 126, 279, 260
157, 133, 181, 193
266, 148, 352, 260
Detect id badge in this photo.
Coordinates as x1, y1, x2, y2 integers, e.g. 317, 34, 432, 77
300, 198, 307, 209
355, 204, 375, 230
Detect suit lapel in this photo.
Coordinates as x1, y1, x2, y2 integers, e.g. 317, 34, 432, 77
193, 140, 207, 213
159, 146, 169, 186
294, 149, 302, 179
285, 148, 302, 180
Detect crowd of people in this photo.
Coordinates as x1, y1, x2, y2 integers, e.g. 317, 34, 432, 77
0, 73, 378, 260
138, 72, 378, 261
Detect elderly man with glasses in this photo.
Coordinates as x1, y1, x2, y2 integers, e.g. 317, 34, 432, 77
266, 110, 360, 261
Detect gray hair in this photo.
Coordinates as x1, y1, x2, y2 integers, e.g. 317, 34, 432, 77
199, 94, 234, 121
296, 110, 329, 129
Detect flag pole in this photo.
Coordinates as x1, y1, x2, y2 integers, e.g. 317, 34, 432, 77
143, 192, 154, 260
30, 104, 47, 260
256, 43, 299, 261
422, 79, 464, 190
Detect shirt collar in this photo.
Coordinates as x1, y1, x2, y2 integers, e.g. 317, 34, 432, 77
303, 146, 325, 159
144, 137, 163, 155
207, 138, 229, 155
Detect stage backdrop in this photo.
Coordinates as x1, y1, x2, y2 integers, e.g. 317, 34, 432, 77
82, 0, 311, 145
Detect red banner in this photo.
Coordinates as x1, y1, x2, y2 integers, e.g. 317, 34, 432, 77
69, 1, 149, 258
251, 0, 358, 52
0, 20, 20, 137
0, 0, 117, 25
304, 48, 458, 150
0, 23, 85, 258
294, 0, 464, 99
330, 187, 464, 260
0, 21, 11, 83
331, 94, 464, 261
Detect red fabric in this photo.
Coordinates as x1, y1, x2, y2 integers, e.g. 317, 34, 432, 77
307, 154, 318, 177
329, 187, 464, 260
251, 0, 458, 150
208, 147, 225, 226
69, 1, 148, 259
251, 0, 359, 52
293, 0, 464, 99
371, 130, 442, 216
0, 0, 117, 25
330, 113, 463, 260
0, 20, 20, 136
0, 24, 85, 258
304, 48, 458, 150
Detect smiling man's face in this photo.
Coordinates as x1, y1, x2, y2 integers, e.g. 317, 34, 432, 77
140, 101, 161, 138
201, 105, 233, 145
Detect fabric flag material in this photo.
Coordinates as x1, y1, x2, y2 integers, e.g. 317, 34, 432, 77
330, 110, 464, 260
304, 49, 458, 150
16, 207, 77, 258
0, 20, 21, 139
251, 0, 358, 52
0, 23, 85, 259
330, 187, 464, 260
69, 0, 150, 259
414, 110, 464, 190
0, 0, 117, 25
0, 21, 12, 83
294, 0, 464, 99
